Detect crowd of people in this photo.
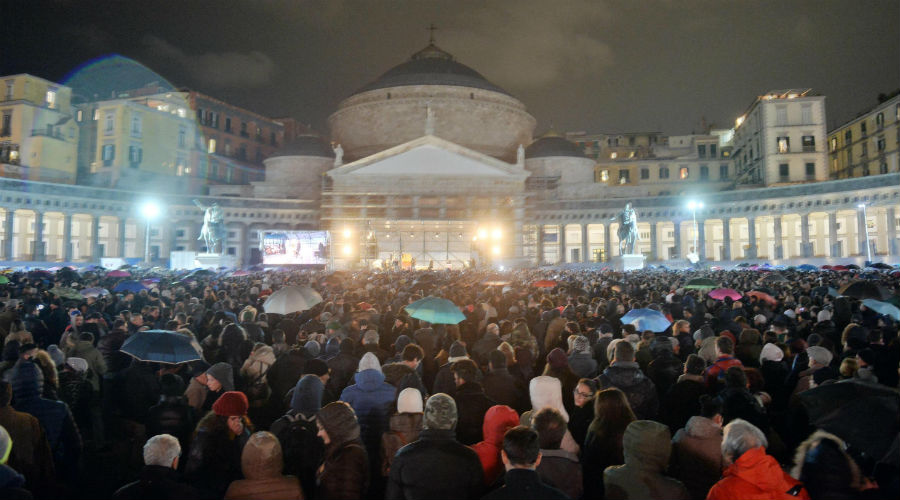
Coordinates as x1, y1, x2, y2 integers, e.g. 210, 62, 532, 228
0, 263, 898, 499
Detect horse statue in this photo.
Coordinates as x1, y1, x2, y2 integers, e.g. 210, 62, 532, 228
611, 202, 639, 255
193, 199, 226, 254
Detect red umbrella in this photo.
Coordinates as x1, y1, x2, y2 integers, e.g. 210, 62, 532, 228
747, 290, 777, 305
533, 280, 558, 288
107, 270, 131, 277
709, 288, 742, 301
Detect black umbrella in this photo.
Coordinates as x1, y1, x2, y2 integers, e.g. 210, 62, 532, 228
870, 262, 893, 270
839, 281, 885, 300
797, 381, 900, 465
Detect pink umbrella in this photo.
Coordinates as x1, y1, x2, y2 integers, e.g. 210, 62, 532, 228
231, 270, 251, 277
107, 270, 131, 277
709, 288, 742, 301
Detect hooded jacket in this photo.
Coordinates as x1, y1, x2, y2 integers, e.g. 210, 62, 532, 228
386, 428, 484, 500
224, 432, 304, 500
671, 416, 724, 500
0, 399, 55, 493
270, 375, 324, 498
598, 361, 660, 420
380, 412, 423, 476
66, 339, 107, 391
520, 376, 580, 455
470, 405, 519, 486
339, 368, 396, 457
707, 446, 809, 500
317, 402, 369, 500
0, 464, 30, 500
604, 420, 690, 500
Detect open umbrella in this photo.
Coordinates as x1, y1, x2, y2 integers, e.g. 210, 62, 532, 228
113, 280, 148, 293
709, 288, 742, 301
107, 269, 131, 277
685, 278, 717, 289
869, 262, 893, 270
120, 329, 204, 364
405, 296, 466, 325
797, 264, 818, 271
839, 281, 884, 300
0, 275, 9, 285
532, 280, 558, 288
620, 308, 672, 332
861, 299, 900, 320
263, 285, 323, 315
761, 273, 789, 283
79, 287, 109, 298
231, 269, 251, 277
50, 286, 83, 300
747, 290, 777, 305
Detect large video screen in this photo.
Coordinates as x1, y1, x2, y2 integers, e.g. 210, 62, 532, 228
260, 230, 328, 265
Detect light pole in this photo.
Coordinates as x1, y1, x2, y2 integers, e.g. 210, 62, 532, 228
140, 201, 160, 265
687, 201, 704, 257
858, 203, 872, 263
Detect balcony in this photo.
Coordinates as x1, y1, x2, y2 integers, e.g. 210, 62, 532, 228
30, 129, 67, 141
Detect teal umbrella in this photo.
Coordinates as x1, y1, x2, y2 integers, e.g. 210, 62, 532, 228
685, 278, 717, 290
405, 296, 466, 325
862, 299, 900, 320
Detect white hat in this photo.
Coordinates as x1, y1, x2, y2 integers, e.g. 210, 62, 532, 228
817, 309, 832, 322
753, 314, 767, 325
528, 375, 569, 422
760, 343, 784, 363
397, 387, 423, 414
807, 346, 833, 366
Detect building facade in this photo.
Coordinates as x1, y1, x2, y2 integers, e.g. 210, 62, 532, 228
828, 92, 900, 179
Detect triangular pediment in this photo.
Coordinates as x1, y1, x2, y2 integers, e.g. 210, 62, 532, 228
328, 135, 529, 179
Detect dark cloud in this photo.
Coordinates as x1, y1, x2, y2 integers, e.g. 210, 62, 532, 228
142, 36, 276, 88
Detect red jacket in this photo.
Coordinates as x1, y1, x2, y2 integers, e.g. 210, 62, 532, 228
706, 446, 809, 500
470, 405, 519, 486
704, 356, 743, 388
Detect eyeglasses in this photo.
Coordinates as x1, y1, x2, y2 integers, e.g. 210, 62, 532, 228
574, 390, 594, 398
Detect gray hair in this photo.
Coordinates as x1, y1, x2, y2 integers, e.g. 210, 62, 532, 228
721, 419, 768, 462
486, 323, 500, 336
143, 434, 181, 467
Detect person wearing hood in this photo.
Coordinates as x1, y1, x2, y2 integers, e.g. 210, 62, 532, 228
270, 375, 324, 498
316, 401, 369, 500
0, 424, 33, 500
386, 393, 483, 500
790, 430, 869, 500
471, 404, 519, 486
339, 352, 395, 474
380, 387, 424, 476
568, 335, 599, 379
113, 434, 203, 500
185, 391, 252, 498
597, 339, 660, 420
670, 395, 724, 500
759, 343, 790, 411
533, 406, 583, 500
604, 420, 690, 500
10, 360, 81, 484
519, 375, 580, 455
146, 374, 196, 452
0, 381, 54, 496
199, 361, 234, 413
707, 419, 809, 500
224, 431, 304, 500
327, 338, 358, 394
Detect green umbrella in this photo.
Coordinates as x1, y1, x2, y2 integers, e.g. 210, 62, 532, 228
50, 286, 83, 300
685, 278, 717, 290
0, 275, 9, 284
404, 296, 466, 325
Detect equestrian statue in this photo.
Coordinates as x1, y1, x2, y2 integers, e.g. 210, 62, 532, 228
193, 199, 226, 254
611, 202, 639, 255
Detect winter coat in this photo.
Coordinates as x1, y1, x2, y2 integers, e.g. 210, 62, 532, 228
482, 468, 569, 500
536, 448, 583, 500
483, 367, 528, 414
380, 412, 423, 476
582, 418, 630, 500
760, 360, 790, 410
431, 361, 458, 398
0, 464, 31, 500
706, 446, 810, 500
66, 339, 107, 391
382, 362, 428, 397
145, 396, 196, 451
704, 356, 743, 390
604, 420, 690, 500
453, 381, 496, 445
735, 330, 763, 368
386, 428, 483, 500
671, 416, 724, 500
568, 399, 594, 448
318, 439, 369, 500
597, 361, 660, 420
718, 387, 769, 432
471, 333, 502, 368
340, 368, 396, 456
240, 345, 276, 386
471, 405, 519, 486
112, 465, 205, 500
568, 352, 599, 378
185, 412, 251, 498
224, 432, 304, 500
647, 350, 683, 397
0, 405, 55, 492
660, 374, 706, 433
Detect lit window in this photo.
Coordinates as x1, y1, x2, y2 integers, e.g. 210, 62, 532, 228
599, 169, 609, 182
177, 108, 186, 118
829, 137, 837, 152
45, 89, 57, 109
76, 109, 83, 122
777, 136, 790, 153
679, 167, 689, 179
618, 169, 629, 184
208, 138, 216, 154
93, 109, 99, 121
610, 152, 617, 159
801, 135, 814, 152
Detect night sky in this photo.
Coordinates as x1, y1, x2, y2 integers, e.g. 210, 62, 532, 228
4, 0, 898, 135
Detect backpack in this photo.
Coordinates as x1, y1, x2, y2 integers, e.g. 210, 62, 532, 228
275, 413, 324, 481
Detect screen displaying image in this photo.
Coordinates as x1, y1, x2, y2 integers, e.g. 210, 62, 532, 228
260, 230, 328, 265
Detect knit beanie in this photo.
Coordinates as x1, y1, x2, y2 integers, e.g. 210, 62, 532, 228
448, 341, 467, 361
159, 373, 186, 397
205, 362, 235, 391
305, 340, 321, 358
212, 391, 249, 417
759, 343, 784, 363
546, 348, 568, 370
397, 387, 424, 414
572, 336, 590, 354
807, 346, 834, 366
291, 374, 324, 415
47, 345, 66, 367
317, 401, 361, 445
424, 393, 458, 430
358, 352, 382, 372
303, 358, 329, 377
0, 424, 10, 465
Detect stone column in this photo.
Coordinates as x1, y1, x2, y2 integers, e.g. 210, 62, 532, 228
887, 207, 898, 256
558, 224, 566, 264
3, 210, 14, 260
118, 218, 128, 258
649, 222, 658, 261
857, 209, 868, 257
239, 224, 249, 266
603, 224, 612, 262
773, 215, 783, 259
536, 225, 544, 265
581, 224, 589, 262
697, 220, 706, 260
828, 212, 839, 257
746, 217, 757, 259
33, 211, 45, 261
513, 198, 525, 259
673, 222, 682, 259
800, 213, 812, 257
90, 215, 101, 260
62, 214, 73, 262
721, 218, 731, 261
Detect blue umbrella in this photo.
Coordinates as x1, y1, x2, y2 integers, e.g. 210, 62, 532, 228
797, 264, 817, 271
113, 280, 148, 293
620, 308, 672, 332
405, 296, 466, 325
862, 299, 900, 320
119, 330, 204, 364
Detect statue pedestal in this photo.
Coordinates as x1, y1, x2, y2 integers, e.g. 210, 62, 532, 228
612, 254, 645, 272
194, 253, 237, 270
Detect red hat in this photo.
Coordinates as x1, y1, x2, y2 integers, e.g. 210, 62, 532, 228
212, 391, 249, 417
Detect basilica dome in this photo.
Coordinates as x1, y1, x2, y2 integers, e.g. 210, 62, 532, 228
328, 43, 536, 163
525, 132, 588, 159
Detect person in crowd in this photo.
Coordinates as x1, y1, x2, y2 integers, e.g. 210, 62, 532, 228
200, 362, 235, 413
432, 341, 472, 398
543, 347, 580, 413
316, 401, 369, 500
386, 393, 484, 500
790, 430, 873, 500
0, 380, 54, 494
471, 404, 519, 486
567, 335, 598, 379
481, 425, 569, 500
597, 339, 659, 420
568, 377, 596, 447
718, 367, 769, 432
734, 328, 763, 368
0, 424, 32, 500
185, 391, 252, 498
146, 373, 196, 450
472, 323, 503, 369
339, 351, 396, 466
224, 431, 304, 500
482, 349, 527, 414
380, 387, 424, 476
270, 374, 324, 497
704, 336, 743, 391
452, 358, 496, 445
793, 346, 837, 396
706, 419, 809, 500
670, 395, 724, 500
532, 406, 582, 500
604, 419, 690, 500
661, 354, 707, 433
582, 387, 635, 500
382, 343, 428, 397
519, 375, 580, 455
647, 336, 683, 397
113, 434, 203, 500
